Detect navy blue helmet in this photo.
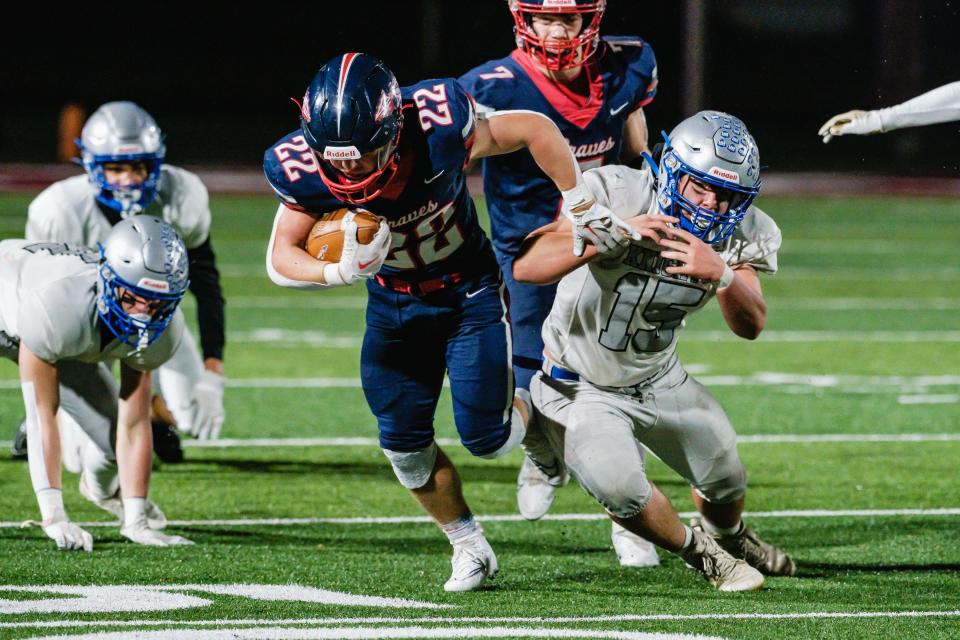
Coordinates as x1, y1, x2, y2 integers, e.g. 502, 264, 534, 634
299, 53, 403, 204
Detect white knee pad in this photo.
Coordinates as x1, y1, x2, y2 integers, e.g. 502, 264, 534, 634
80, 440, 119, 500
156, 327, 204, 428
479, 391, 530, 460
383, 441, 438, 489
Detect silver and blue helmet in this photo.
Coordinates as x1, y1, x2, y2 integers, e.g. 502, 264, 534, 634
96, 217, 189, 349
78, 101, 166, 216
655, 110, 761, 244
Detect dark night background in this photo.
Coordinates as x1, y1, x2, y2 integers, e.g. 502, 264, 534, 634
2, 1, 958, 173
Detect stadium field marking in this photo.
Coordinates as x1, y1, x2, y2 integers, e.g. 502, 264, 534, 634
192, 296, 960, 312
222, 329, 960, 347
2, 508, 958, 529
898, 394, 959, 405
2, 433, 959, 452
5, 610, 960, 630
11, 626, 717, 640
1, 372, 957, 391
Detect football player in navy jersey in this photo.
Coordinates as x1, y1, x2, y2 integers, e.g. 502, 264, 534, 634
264, 52, 632, 592
459, 0, 662, 568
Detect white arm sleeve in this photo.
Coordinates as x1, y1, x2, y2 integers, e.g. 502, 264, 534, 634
877, 81, 960, 132
265, 205, 327, 290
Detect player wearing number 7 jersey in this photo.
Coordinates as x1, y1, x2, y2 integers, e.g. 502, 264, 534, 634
263, 52, 617, 592
513, 111, 796, 590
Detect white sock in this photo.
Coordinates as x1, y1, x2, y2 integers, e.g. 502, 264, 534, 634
701, 517, 743, 537
440, 513, 479, 544
122, 497, 148, 528
681, 524, 694, 550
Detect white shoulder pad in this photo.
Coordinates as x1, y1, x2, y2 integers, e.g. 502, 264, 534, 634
158, 166, 212, 249
26, 176, 94, 245
122, 308, 185, 371
583, 164, 657, 219
722, 205, 782, 274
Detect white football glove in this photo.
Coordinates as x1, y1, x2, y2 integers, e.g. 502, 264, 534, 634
323, 214, 392, 286
121, 517, 194, 547
818, 109, 883, 143
561, 183, 640, 257
31, 489, 93, 552
189, 370, 225, 440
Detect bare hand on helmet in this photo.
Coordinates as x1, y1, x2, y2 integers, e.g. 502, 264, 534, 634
658, 226, 729, 283
323, 213, 392, 286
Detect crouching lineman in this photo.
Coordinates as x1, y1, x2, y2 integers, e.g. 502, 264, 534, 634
1, 217, 194, 549
12, 100, 227, 468
513, 111, 795, 591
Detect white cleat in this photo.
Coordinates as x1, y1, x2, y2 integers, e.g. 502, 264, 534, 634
611, 521, 660, 568
680, 528, 764, 592
79, 476, 168, 530
443, 532, 498, 592
516, 456, 568, 521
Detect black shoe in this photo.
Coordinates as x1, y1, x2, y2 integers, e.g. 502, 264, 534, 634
10, 418, 27, 460
151, 420, 184, 464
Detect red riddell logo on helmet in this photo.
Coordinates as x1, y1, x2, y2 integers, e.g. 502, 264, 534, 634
709, 167, 740, 183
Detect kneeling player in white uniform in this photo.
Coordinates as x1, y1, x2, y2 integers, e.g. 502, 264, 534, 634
513, 111, 795, 591
1, 218, 194, 549
13, 101, 226, 467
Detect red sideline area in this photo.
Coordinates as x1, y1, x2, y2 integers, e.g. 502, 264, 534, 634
1, 163, 959, 198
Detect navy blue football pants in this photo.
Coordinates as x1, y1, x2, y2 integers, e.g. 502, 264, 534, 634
362, 273, 515, 456
496, 251, 559, 391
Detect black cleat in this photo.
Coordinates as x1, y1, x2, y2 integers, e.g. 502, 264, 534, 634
10, 418, 27, 460
151, 420, 184, 464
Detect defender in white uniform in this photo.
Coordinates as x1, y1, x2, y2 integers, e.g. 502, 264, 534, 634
1, 217, 193, 550
19, 102, 226, 464
514, 111, 795, 591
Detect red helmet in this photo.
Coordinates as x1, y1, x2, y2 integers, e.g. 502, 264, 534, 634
509, 0, 606, 71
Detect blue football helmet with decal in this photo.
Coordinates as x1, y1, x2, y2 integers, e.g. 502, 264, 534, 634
77, 101, 166, 216
654, 111, 761, 245
509, 0, 606, 71
299, 52, 403, 204
97, 216, 189, 349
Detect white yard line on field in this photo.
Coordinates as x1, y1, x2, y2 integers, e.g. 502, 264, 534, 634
2, 508, 959, 529
898, 394, 960, 405
2, 432, 959, 452
3, 610, 960, 631
1, 372, 956, 391
200, 296, 960, 312
222, 329, 960, 346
